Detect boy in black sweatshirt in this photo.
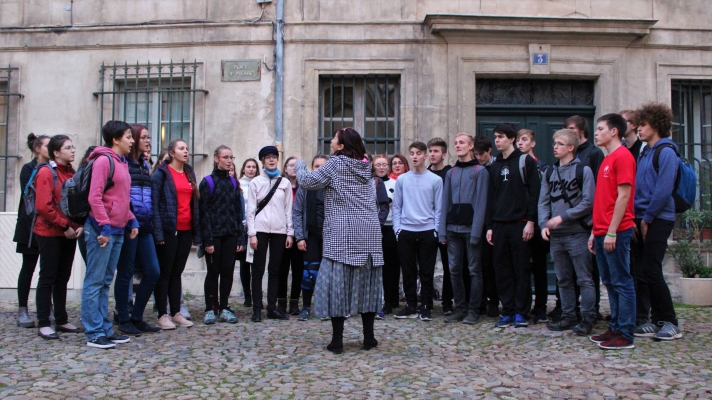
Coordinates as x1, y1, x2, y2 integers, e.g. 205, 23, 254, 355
485, 123, 541, 328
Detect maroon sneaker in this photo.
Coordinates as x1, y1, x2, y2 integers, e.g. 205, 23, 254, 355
590, 328, 616, 344
598, 335, 635, 350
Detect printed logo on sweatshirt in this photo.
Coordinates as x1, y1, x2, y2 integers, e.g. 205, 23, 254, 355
501, 166, 510, 182
550, 178, 582, 203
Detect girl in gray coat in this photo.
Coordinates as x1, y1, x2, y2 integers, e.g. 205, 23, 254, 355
296, 127, 384, 354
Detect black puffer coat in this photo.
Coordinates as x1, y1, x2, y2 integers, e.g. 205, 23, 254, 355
198, 168, 246, 247
151, 161, 201, 244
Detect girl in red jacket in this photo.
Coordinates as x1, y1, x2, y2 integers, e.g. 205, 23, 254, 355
34, 135, 83, 340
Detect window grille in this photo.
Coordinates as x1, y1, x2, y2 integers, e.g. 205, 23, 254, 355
671, 80, 712, 209
1, 66, 23, 211
318, 76, 400, 156
93, 61, 208, 164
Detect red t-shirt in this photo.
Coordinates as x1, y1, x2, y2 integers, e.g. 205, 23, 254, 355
168, 165, 193, 231
592, 145, 636, 236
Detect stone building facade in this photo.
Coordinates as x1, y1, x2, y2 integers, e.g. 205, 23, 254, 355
1, 0, 710, 297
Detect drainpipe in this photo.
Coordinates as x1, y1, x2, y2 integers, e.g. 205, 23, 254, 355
275, 0, 284, 155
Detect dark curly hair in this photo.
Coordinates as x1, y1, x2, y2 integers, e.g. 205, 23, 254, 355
636, 102, 673, 138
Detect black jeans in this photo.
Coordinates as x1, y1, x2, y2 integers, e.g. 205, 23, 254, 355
155, 230, 193, 318
447, 232, 483, 312
481, 235, 498, 307
492, 221, 533, 317
531, 231, 550, 312
236, 250, 252, 299
398, 229, 438, 309
252, 233, 287, 311
381, 226, 401, 308
442, 241, 471, 306
278, 244, 304, 301
632, 218, 677, 325
204, 235, 238, 312
17, 252, 40, 308
36, 235, 77, 328
302, 233, 323, 308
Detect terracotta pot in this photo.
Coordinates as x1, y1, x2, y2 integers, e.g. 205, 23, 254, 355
679, 277, 712, 306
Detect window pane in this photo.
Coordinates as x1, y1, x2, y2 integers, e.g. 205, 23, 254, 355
124, 91, 153, 124
161, 91, 190, 121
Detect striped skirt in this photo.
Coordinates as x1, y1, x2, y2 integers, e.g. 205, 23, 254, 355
313, 257, 383, 318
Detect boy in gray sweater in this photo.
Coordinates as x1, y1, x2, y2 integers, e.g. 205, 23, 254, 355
538, 128, 596, 335
393, 141, 443, 321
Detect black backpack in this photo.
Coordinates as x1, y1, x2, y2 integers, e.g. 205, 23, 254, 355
23, 162, 58, 243
60, 154, 114, 224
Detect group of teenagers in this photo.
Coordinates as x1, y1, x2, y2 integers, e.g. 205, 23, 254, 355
12, 101, 683, 353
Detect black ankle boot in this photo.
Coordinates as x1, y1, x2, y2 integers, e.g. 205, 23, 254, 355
277, 298, 288, 314
288, 299, 300, 316
327, 317, 344, 354
361, 312, 378, 350
251, 309, 262, 322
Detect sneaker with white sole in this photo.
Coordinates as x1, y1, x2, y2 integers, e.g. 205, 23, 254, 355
204, 310, 216, 325
107, 333, 130, 344
172, 312, 194, 327
653, 322, 682, 341
394, 305, 418, 319
634, 321, 660, 337
157, 314, 176, 330
219, 309, 238, 324
87, 336, 116, 349
180, 304, 192, 320
297, 307, 311, 321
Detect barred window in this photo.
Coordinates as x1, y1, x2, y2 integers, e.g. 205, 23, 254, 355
1, 66, 22, 211
94, 61, 207, 163
318, 76, 400, 156
672, 80, 712, 208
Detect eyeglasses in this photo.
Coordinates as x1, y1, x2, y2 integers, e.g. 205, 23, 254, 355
392, 161, 404, 166
220, 156, 236, 160
62, 145, 76, 151
373, 163, 389, 168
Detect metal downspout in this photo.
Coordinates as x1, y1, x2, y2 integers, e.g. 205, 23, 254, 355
275, 0, 284, 153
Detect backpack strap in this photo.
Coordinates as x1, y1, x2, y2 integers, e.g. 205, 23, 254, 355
519, 154, 527, 185
230, 176, 238, 191
652, 143, 678, 172
205, 175, 215, 196
575, 161, 585, 191
545, 165, 554, 184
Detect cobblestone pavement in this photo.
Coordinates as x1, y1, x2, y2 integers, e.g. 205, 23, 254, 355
1, 299, 711, 399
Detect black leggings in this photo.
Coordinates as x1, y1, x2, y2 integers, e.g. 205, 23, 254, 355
36, 236, 77, 328
155, 230, 193, 318
252, 233, 287, 311
236, 251, 252, 299
204, 235, 238, 312
17, 252, 40, 308
278, 244, 304, 301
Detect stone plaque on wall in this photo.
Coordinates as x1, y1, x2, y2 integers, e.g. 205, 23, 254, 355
221, 60, 261, 82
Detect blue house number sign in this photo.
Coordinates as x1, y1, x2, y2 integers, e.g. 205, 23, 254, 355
533, 53, 549, 65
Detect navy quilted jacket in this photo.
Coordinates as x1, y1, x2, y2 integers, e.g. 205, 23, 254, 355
128, 157, 153, 234
151, 161, 201, 244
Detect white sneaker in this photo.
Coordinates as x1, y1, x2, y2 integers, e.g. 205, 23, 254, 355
180, 304, 192, 320
157, 314, 176, 330
171, 312, 194, 327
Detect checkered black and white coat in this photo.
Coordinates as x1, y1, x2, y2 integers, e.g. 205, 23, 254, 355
296, 156, 384, 267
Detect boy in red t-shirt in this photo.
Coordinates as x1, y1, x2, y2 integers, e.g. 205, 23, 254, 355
587, 113, 637, 350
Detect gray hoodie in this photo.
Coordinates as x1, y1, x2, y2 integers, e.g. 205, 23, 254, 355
438, 159, 489, 244
537, 158, 595, 236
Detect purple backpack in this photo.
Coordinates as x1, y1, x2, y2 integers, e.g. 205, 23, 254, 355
204, 175, 238, 196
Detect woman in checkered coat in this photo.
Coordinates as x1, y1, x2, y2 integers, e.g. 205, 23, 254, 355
295, 127, 384, 354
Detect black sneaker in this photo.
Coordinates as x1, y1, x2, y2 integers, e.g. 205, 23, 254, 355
533, 308, 548, 324
87, 336, 116, 349
117, 322, 143, 336
243, 297, 253, 308
132, 320, 161, 333
546, 318, 577, 332
251, 309, 262, 322
572, 320, 594, 336
107, 333, 131, 344
394, 305, 418, 319
442, 303, 454, 315
419, 305, 432, 321
444, 309, 467, 323
487, 304, 500, 318
267, 309, 290, 320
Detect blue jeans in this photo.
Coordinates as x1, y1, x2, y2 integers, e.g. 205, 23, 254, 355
594, 228, 635, 342
115, 232, 160, 323
81, 223, 125, 340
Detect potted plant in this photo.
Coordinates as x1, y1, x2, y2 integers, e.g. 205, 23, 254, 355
669, 208, 712, 306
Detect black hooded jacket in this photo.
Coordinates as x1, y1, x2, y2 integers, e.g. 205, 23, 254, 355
485, 148, 541, 228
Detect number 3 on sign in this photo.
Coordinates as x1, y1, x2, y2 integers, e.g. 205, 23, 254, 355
533, 53, 548, 65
